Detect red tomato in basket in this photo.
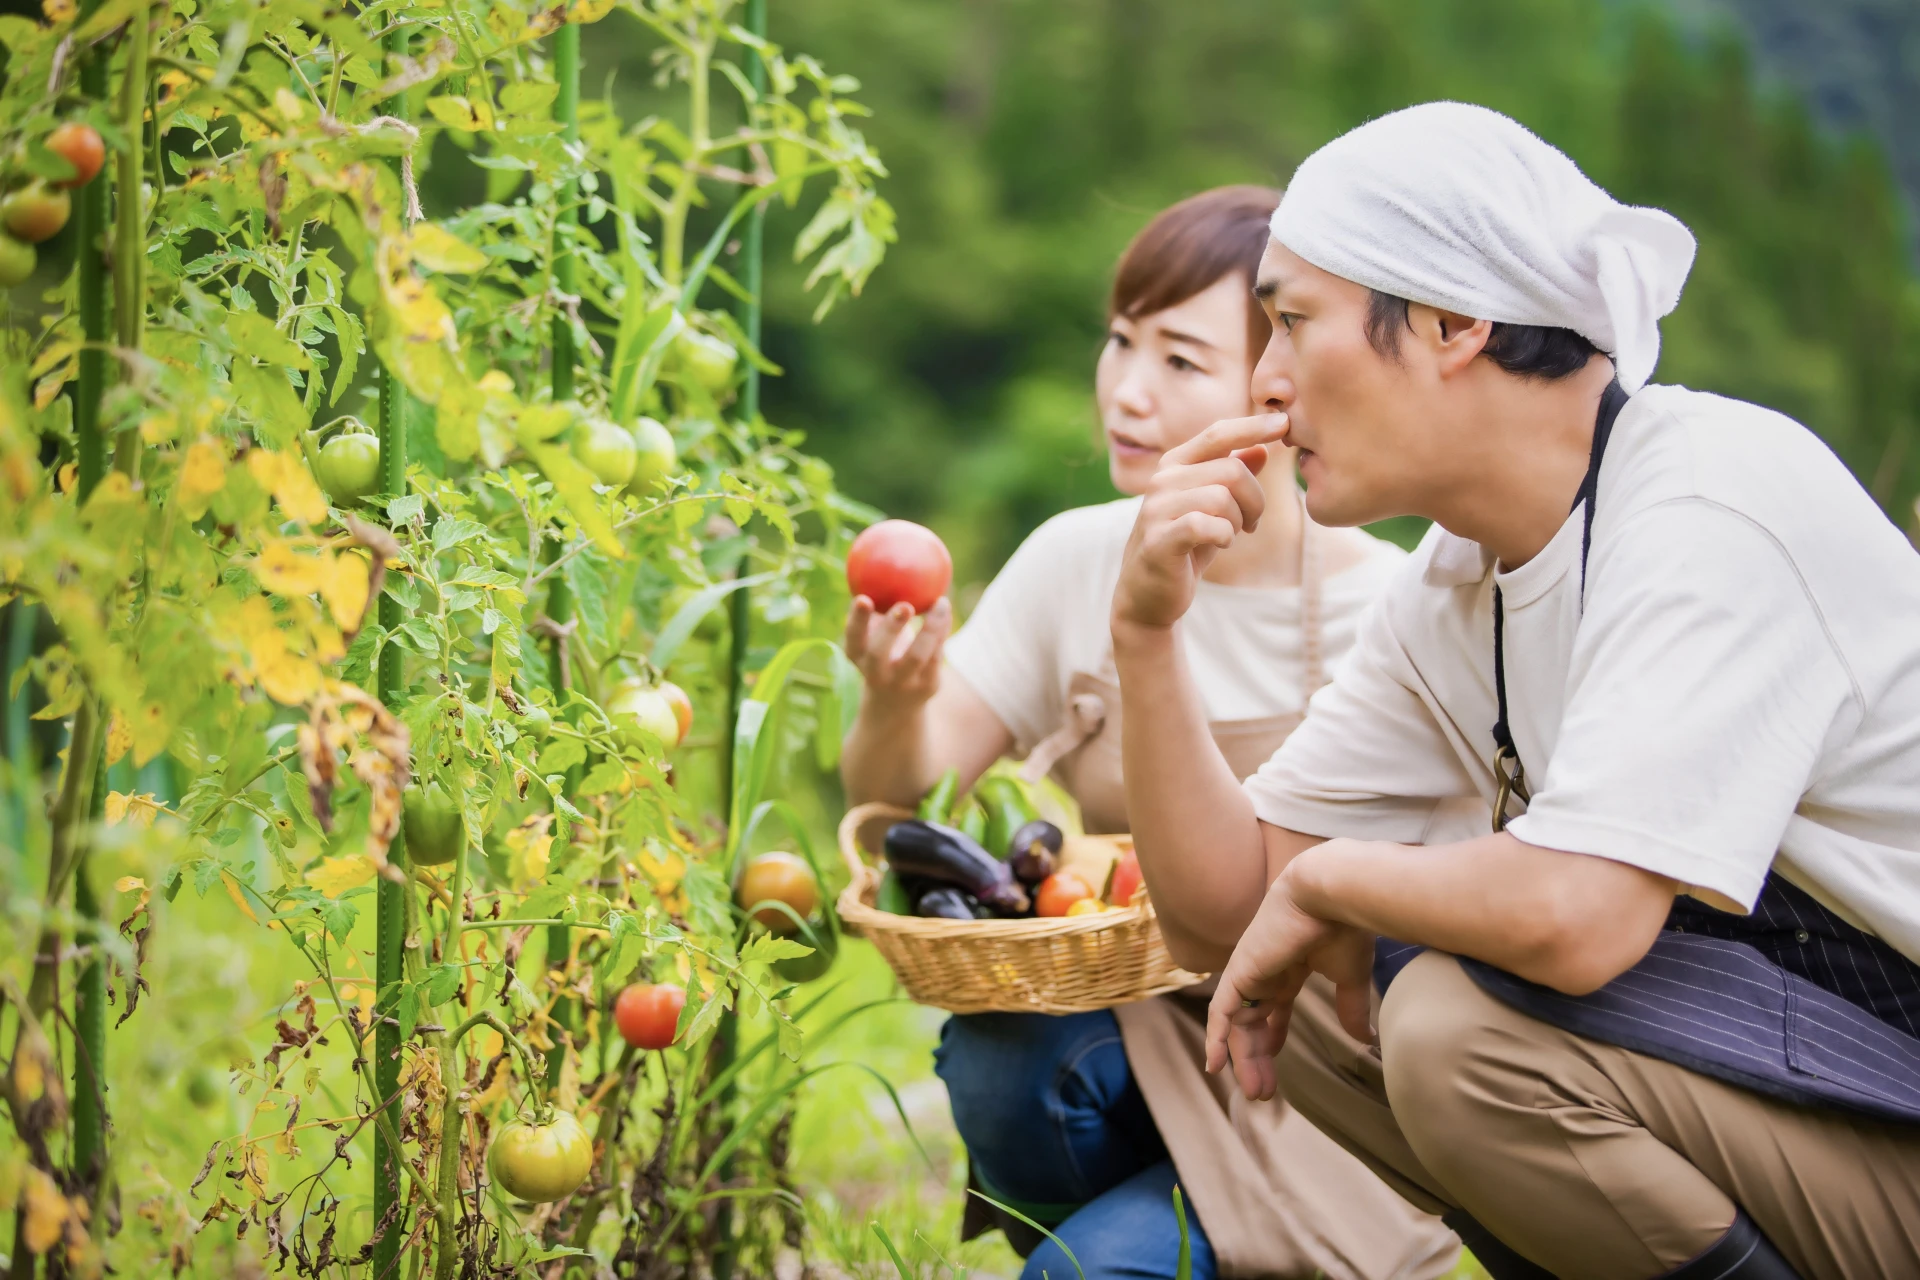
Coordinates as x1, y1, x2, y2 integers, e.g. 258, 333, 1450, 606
614, 982, 686, 1050
1108, 850, 1143, 907
847, 520, 951, 615
1036, 870, 1096, 918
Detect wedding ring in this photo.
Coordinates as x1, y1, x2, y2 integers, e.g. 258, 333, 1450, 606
1240, 997, 1261, 1009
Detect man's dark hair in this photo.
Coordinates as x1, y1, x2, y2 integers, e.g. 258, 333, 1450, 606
1365, 290, 1601, 381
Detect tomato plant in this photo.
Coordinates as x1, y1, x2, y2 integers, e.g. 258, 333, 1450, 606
614, 981, 687, 1049
313, 431, 382, 503
0, 0, 898, 1275
0, 182, 70, 243
44, 121, 105, 188
846, 519, 953, 614
737, 850, 821, 933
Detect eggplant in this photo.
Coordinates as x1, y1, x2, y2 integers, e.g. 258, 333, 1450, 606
883, 819, 1031, 915
915, 885, 976, 920
1007, 819, 1063, 885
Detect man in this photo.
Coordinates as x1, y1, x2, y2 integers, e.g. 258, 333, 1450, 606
1113, 101, 1920, 1280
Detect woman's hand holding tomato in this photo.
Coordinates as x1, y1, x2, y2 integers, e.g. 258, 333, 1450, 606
844, 520, 955, 713
844, 593, 952, 714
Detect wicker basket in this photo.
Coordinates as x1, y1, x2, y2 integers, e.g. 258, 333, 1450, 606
834, 802, 1208, 1015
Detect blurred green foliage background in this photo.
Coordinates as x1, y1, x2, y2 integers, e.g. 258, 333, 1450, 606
543, 0, 1920, 590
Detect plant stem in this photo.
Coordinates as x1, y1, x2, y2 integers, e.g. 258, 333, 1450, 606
110, 0, 149, 481
372, 26, 415, 1278
713, 12, 767, 1276
544, 16, 582, 1096
430, 843, 466, 1280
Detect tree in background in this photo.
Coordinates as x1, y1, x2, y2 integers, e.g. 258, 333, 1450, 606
620, 0, 1920, 585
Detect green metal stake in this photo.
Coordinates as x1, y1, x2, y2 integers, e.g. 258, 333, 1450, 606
372, 27, 414, 1280
543, 17, 582, 1093
714, 8, 768, 1276
66, 0, 116, 1188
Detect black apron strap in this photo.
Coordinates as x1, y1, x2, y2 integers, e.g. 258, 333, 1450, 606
1491, 380, 1629, 830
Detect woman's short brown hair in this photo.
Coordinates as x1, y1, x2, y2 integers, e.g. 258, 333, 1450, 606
1108, 184, 1282, 368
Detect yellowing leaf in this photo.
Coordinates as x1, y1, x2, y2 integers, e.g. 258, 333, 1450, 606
41, 0, 76, 23
221, 871, 262, 924
425, 94, 493, 132
316, 551, 371, 632
306, 854, 377, 896
246, 449, 327, 525
230, 361, 308, 448
21, 1167, 66, 1255
105, 793, 163, 829
113, 876, 146, 894
103, 712, 132, 768
178, 439, 228, 519
407, 224, 489, 274
254, 538, 330, 596
234, 597, 324, 705
274, 86, 306, 123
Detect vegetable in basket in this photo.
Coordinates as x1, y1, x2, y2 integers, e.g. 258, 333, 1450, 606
917, 767, 960, 823
916, 885, 991, 920
883, 819, 1031, 915
1007, 819, 1063, 884
977, 774, 1041, 857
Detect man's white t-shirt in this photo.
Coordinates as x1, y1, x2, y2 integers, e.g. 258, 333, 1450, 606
946, 497, 1406, 754
1246, 384, 1920, 962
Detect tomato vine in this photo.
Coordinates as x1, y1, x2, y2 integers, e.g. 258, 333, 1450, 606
0, 0, 894, 1274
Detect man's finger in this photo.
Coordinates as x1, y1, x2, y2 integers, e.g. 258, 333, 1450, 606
1155, 457, 1268, 534
1334, 977, 1374, 1046
1162, 413, 1288, 467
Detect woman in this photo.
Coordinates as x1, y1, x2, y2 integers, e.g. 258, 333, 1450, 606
840, 187, 1460, 1280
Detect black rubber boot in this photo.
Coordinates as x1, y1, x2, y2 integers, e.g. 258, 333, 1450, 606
1441, 1211, 1557, 1280
1657, 1211, 1803, 1279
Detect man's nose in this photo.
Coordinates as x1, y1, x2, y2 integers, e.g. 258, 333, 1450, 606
1250, 329, 1294, 412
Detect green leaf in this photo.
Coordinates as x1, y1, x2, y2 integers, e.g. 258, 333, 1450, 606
226, 309, 312, 370
230, 360, 310, 447
409, 224, 490, 274
577, 758, 628, 796
537, 738, 588, 776
523, 441, 625, 557
424, 963, 463, 1005
649, 571, 776, 671
740, 935, 811, 963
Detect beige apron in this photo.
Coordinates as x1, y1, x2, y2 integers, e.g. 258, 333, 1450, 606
1013, 508, 1461, 1280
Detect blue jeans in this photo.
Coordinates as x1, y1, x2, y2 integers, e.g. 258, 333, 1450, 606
934, 1011, 1217, 1280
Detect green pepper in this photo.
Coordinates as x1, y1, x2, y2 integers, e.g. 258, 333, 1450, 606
876, 868, 913, 916
916, 766, 960, 824
956, 795, 988, 845
976, 774, 1041, 858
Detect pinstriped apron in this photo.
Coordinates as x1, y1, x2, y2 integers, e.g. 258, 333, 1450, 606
1008, 504, 1461, 1280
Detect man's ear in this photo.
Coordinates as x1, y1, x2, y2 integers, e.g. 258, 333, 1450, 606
1406, 303, 1493, 378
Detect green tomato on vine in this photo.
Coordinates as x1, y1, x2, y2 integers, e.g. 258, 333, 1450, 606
402, 782, 463, 867
571, 415, 638, 487
0, 234, 33, 288
674, 328, 738, 395
315, 432, 381, 505
625, 416, 679, 496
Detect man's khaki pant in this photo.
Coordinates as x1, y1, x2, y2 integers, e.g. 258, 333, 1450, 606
1279, 951, 1920, 1279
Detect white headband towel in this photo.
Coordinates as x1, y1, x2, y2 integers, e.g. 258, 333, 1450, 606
1270, 102, 1697, 393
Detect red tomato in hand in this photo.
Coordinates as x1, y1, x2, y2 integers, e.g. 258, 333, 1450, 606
45, 123, 105, 189
1108, 849, 1143, 906
614, 982, 686, 1049
846, 520, 951, 615
1036, 870, 1095, 918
